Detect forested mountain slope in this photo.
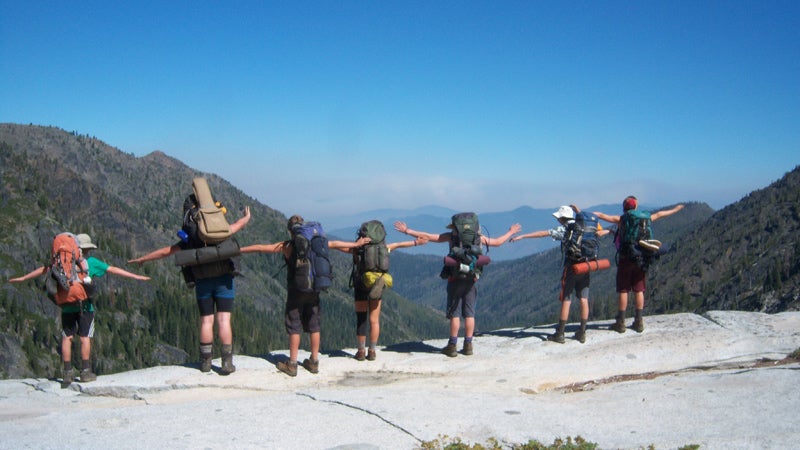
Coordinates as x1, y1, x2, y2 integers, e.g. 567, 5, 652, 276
649, 166, 800, 313
0, 124, 445, 379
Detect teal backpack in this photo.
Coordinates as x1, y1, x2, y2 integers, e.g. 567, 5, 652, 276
615, 209, 656, 269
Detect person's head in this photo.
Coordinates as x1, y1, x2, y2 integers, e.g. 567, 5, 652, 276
623, 196, 638, 212
76, 233, 97, 254
183, 194, 197, 214
287, 215, 304, 233
552, 205, 575, 224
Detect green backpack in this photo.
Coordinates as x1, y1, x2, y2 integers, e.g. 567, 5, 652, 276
442, 212, 484, 279
353, 220, 390, 274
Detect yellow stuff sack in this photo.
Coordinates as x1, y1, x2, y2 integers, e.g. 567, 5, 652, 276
362, 271, 393, 289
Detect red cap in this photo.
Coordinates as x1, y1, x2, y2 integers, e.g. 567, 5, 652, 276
623, 197, 637, 211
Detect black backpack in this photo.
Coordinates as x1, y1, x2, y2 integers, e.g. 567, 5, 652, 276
562, 211, 600, 263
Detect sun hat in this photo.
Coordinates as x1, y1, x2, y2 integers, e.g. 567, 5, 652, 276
552, 205, 575, 220
76, 233, 97, 249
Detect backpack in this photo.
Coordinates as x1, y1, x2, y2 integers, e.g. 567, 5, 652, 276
355, 220, 390, 273
290, 221, 332, 292
47, 233, 90, 305
182, 177, 231, 246
352, 220, 391, 291
562, 211, 600, 263
616, 209, 657, 270
442, 212, 484, 279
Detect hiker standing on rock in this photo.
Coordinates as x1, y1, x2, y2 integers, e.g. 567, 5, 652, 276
511, 205, 609, 343
9, 233, 150, 386
394, 214, 521, 357
129, 182, 251, 376
334, 220, 428, 362
594, 196, 684, 333
239, 215, 370, 377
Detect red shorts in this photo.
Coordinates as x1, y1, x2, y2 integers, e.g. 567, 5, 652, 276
616, 257, 646, 293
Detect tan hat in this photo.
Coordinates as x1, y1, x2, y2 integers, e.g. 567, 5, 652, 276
76, 233, 97, 249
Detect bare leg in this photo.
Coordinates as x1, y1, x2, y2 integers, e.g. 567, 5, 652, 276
216, 311, 232, 345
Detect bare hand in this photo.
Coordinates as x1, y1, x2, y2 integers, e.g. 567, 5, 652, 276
394, 221, 408, 234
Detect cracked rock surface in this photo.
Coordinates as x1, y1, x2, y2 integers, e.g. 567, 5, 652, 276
1, 311, 799, 449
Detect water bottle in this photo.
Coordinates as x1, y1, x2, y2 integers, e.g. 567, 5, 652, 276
177, 229, 189, 243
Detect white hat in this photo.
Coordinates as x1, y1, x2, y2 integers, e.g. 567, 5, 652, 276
552, 205, 575, 220
76, 233, 97, 249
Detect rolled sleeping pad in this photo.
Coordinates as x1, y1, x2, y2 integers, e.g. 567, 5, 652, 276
571, 258, 611, 275
443, 255, 491, 267
174, 239, 241, 267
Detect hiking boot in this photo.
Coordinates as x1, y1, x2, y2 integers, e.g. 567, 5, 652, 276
220, 357, 236, 375
547, 331, 565, 344
200, 356, 213, 373
79, 369, 97, 383
277, 360, 298, 377
61, 368, 74, 388
302, 358, 319, 374
366, 349, 377, 361
354, 349, 366, 361
610, 319, 627, 334
220, 345, 236, 375
462, 341, 473, 355
441, 343, 458, 357
632, 318, 645, 333
574, 329, 586, 343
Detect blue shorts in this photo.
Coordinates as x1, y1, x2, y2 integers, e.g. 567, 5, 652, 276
195, 274, 235, 315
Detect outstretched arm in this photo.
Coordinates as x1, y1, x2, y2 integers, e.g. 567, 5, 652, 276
652, 204, 684, 221
128, 245, 179, 265
510, 230, 550, 242
106, 266, 151, 281
394, 221, 450, 243
229, 206, 252, 233
387, 236, 428, 251
483, 223, 522, 247
329, 236, 371, 251
240, 242, 285, 254
593, 212, 620, 224
8, 266, 48, 283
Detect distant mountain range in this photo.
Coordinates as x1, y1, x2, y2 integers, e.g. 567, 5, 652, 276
2, 123, 798, 380
322, 203, 637, 262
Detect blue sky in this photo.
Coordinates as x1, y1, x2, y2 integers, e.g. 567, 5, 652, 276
2, 1, 798, 219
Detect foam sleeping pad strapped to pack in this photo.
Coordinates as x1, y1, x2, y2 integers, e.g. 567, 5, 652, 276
571, 258, 611, 275
174, 238, 241, 267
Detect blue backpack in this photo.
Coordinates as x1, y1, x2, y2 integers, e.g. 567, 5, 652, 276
290, 221, 332, 292
563, 211, 600, 263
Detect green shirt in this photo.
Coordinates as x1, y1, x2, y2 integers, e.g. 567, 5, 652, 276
60, 256, 109, 314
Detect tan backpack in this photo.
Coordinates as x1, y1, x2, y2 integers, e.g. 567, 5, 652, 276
190, 177, 231, 245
